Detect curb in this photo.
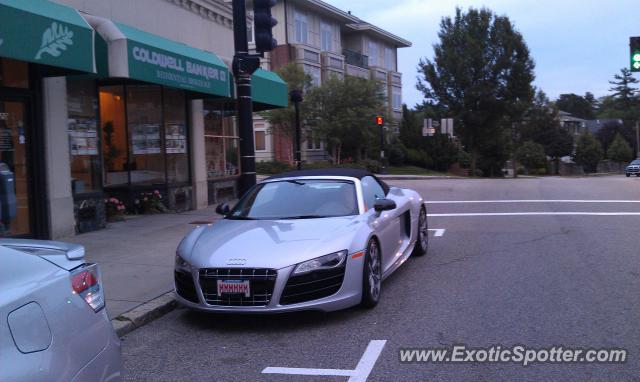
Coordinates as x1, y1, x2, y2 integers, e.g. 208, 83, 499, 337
111, 291, 177, 337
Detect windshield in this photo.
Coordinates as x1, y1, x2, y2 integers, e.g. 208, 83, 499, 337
228, 180, 359, 219
631, 160, 640, 165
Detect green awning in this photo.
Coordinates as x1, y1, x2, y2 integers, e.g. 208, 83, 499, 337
0, 0, 95, 73
227, 69, 288, 110
86, 16, 230, 97
252, 68, 289, 110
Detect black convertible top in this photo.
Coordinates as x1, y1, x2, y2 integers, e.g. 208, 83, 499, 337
266, 168, 390, 194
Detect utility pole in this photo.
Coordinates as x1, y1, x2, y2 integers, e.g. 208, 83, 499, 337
290, 90, 303, 170
636, 121, 640, 158
232, 0, 277, 195
511, 122, 517, 178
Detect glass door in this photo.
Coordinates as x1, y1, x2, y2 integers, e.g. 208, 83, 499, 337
0, 100, 31, 236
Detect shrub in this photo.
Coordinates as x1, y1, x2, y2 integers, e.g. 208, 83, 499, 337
516, 141, 547, 173
406, 148, 433, 168
607, 133, 633, 163
136, 190, 167, 214
255, 160, 294, 174
573, 133, 604, 173
104, 197, 126, 221
388, 143, 407, 166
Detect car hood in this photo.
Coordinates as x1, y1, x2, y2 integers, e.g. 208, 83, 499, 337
186, 216, 363, 269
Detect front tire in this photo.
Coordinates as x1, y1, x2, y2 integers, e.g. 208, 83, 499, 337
626, 173, 631, 177
361, 238, 382, 308
412, 206, 428, 256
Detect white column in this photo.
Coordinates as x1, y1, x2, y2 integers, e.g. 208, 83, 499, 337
190, 100, 208, 209
42, 77, 75, 239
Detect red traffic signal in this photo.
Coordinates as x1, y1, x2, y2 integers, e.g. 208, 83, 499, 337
376, 116, 384, 126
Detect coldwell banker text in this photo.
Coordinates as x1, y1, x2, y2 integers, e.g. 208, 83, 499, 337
132, 46, 226, 82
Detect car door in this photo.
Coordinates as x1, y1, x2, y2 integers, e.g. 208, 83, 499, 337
361, 176, 402, 274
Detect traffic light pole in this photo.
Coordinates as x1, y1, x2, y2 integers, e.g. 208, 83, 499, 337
232, 0, 260, 196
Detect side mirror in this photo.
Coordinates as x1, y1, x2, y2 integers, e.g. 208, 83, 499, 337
215, 203, 230, 216
373, 198, 396, 212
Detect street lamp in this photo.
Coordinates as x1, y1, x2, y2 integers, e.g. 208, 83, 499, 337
290, 90, 303, 170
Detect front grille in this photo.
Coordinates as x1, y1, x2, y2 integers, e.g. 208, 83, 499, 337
280, 265, 346, 305
175, 270, 199, 303
199, 268, 277, 306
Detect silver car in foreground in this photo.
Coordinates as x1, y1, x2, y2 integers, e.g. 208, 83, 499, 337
0, 240, 122, 382
175, 168, 429, 313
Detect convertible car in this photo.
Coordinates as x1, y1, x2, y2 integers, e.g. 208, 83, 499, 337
174, 168, 428, 312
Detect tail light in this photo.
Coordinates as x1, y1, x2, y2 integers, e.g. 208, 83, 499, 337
70, 263, 105, 312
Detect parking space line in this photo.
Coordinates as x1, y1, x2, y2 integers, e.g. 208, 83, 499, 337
428, 212, 640, 217
425, 200, 640, 204
262, 340, 387, 382
428, 228, 446, 237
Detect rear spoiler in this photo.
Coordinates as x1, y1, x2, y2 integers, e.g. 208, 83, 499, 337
0, 239, 85, 260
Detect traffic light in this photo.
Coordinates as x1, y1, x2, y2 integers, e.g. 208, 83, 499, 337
376, 116, 384, 126
253, 0, 278, 53
631, 37, 640, 72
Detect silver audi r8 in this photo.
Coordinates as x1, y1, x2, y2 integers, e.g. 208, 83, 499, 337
174, 168, 428, 313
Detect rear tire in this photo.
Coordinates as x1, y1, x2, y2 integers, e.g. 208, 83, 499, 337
360, 238, 382, 308
412, 206, 428, 256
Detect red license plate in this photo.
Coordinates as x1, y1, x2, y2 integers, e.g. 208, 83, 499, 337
217, 280, 250, 297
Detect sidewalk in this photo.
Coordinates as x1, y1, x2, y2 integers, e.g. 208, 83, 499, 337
61, 207, 221, 319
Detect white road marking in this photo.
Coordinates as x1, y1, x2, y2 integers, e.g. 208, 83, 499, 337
428, 228, 446, 236
428, 212, 640, 217
262, 340, 387, 382
425, 200, 640, 204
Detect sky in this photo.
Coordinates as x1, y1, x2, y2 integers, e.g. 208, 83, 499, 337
326, 0, 640, 108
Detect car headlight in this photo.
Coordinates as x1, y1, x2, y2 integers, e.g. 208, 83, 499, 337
292, 250, 348, 275
175, 253, 190, 269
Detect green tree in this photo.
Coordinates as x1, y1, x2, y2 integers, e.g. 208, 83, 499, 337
304, 76, 384, 163
417, 7, 535, 176
261, 63, 312, 138
516, 140, 547, 173
520, 90, 573, 173
607, 133, 633, 163
608, 68, 639, 114
555, 93, 595, 119
573, 133, 604, 173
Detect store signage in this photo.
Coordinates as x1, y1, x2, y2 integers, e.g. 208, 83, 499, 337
0, 3, 95, 73
127, 41, 229, 96
35, 22, 74, 60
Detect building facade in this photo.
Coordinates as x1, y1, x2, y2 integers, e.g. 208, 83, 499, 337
252, 0, 411, 163
0, 0, 287, 239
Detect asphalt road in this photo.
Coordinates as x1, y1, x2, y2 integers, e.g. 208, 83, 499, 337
121, 175, 640, 381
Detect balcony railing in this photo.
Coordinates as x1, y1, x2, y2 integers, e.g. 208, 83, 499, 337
342, 49, 369, 69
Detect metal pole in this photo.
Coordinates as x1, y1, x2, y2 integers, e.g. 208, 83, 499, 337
636, 121, 639, 158
232, 0, 256, 196
512, 122, 517, 178
380, 124, 386, 173
294, 102, 301, 170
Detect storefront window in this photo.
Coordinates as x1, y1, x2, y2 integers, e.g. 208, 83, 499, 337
204, 101, 239, 179
0, 58, 28, 89
0, 101, 31, 236
100, 86, 128, 186
164, 88, 189, 183
67, 79, 100, 194
127, 85, 165, 185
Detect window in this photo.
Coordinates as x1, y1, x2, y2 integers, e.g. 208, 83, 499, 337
303, 64, 321, 87
67, 79, 100, 194
306, 130, 322, 150
361, 176, 386, 210
294, 10, 308, 44
100, 86, 128, 187
368, 40, 378, 67
320, 21, 332, 52
164, 88, 189, 183
384, 47, 394, 70
392, 87, 402, 111
204, 101, 239, 179
127, 85, 165, 185
255, 130, 266, 151
0, 58, 28, 88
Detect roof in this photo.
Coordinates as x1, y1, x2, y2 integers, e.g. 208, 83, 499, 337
345, 22, 412, 48
266, 168, 374, 180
